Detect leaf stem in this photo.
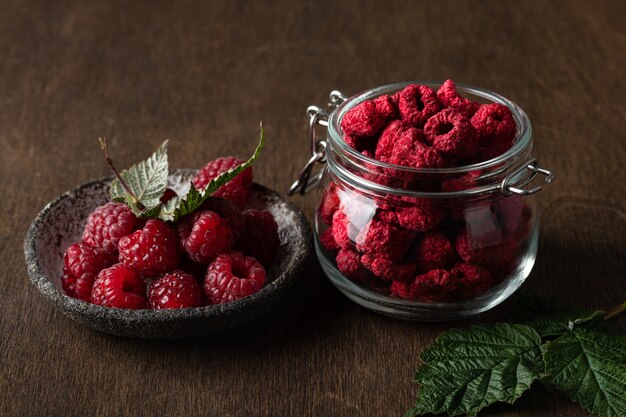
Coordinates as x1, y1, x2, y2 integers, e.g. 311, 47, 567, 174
603, 299, 626, 320
99, 138, 144, 210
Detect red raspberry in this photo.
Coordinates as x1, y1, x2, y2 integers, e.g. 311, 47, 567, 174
119, 219, 180, 276
204, 251, 266, 304
390, 134, 448, 169
436, 79, 480, 117
373, 94, 398, 121
375, 120, 408, 162
340, 99, 387, 138
200, 197, 244, 240
82, 202, 139, 255
91, 263, 147, 309
395, 197, 445, 232
355, 218, 415, 261
331, 210, 352, 249
440, 170, 482, 192
336, 247, 370, 281
376, 210, 398, 224
160, 188, 178, 204
415, 230, 456, 272
361, 253, 416, 282
390, 269, 456, 302
398, 84, 442, 127
61, 267, 77, 298
451, 263, 492, 298
455, 228, 517, 274
319, 183, 340, 226
468, 146, 502, 164
63, 242, 115, 301
471, 103, 516, 153
178, 211, 234, 264
492, 195, 532, 240
192, 156, 253, 209
148, 270, 206, 309
319, 227, 340, 252
237, 209, 280, 267
423, 109, 478, 158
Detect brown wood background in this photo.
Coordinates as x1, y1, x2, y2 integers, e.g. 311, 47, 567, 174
1, 1, 624, 416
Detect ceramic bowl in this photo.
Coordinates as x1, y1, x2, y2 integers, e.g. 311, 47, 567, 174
24, 169, 312, 339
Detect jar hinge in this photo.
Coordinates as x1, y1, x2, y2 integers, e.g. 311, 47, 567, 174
501, 158, 556, 196
288, 90, 347, 195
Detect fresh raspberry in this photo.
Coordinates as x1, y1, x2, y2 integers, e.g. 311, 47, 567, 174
319, 227, 340, 252
375, 120, 408, 162
373, 94, 398, 121
391, 269, 456, 302
237, 209, 280, 267
91, 263, 147, 309
336, 248, 370, 281
148, 270, 206, 309
398, 84, 442, 127
119, 219, 180, 276
178, 211, 234, 264
492, 195, 532, 240
471, 103, 516, 153
160, 188, 178, 204
423, 109, 478, 158
436, 79, 480, 117
331, 210, 352, 249
451, 263, 492, 298
200, 197, 244, 240
361, 253, 416, 282
61, 267, 77, 298
340, 99, 387, 138
63, 242, 115, 301
394, 197, 445, 232
192, 156, 253, 209
414, 230, 456, 271
355, 218, 415, 261
319, 183, 341, 226
82, 202, 139, 255
204, 251, 266, 304
455, 229, 517, 274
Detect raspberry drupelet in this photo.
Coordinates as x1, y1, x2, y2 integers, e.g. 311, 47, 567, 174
204, 251, 266, 304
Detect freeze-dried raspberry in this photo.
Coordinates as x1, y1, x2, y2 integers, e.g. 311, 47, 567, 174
468, 146, 502, 164
373, 94, 397, 121
319, 183, 340, 226
394, 197, 445, 232
391, 269, 456, 302
63, 242, 115, 301
119, 219, 180, 277
361, 253, 416, 282
91, 263, 147, 309
423, 109, 478, 158
148, 270, 206, 309
471, 103, 516, 152
415, 230, 456, 271
436, 79, 480, 117
398, 84, 442, 127
390, 138, 448, 169
492, 195, 532, 240
331, 210, 352, 249
192, 156, 253, 209
320, 227, 340, 252
451, 263, 492, 298
82, 202, 139, 255
204, 251, 266, 304
376, 210, 398, 224
340, 99, 387, 138
455, 229, 517, 274
440, 170, 482, 192
177, 211, 234, 264
199, 197, 244, 240
237, 209, 280, 267
355, 218, 415, 261
375, 120, 408, 162
436, 79, 459, 106
342, 134, 358, 149
336, 248, 369, 281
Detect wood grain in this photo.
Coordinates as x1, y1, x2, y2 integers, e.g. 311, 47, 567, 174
1, 0, 624, 416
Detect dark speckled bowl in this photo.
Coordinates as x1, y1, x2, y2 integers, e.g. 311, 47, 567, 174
24, 169, 312, 339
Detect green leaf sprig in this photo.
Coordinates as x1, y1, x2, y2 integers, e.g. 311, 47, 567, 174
100, 124, 264, 221
406, 292, 626, 417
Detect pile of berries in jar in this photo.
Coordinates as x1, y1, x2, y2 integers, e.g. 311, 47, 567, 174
317, 80, 535, 304
61, 157, 280, 310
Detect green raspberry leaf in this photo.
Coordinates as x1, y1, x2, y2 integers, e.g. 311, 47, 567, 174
109, 140, 169, 218
159, 126, 264, 222
406, 323, 544, 417
542, 326, 626, 417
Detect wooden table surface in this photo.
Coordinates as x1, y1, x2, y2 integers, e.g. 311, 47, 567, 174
1, 1, 624, 416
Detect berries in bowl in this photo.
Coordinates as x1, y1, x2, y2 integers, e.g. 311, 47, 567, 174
24, 127, 312, 338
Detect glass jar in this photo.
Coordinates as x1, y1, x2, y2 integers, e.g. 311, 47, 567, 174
290, 82, 555, 320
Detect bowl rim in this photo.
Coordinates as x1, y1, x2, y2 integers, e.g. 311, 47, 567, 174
24, 170, 312, 323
